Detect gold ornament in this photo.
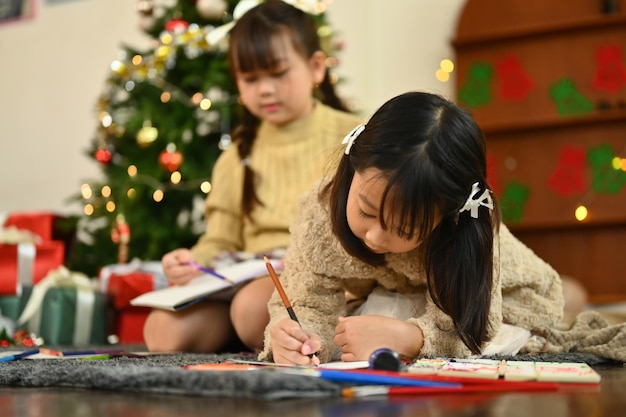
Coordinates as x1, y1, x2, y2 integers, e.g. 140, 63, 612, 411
136, 121, 158, 147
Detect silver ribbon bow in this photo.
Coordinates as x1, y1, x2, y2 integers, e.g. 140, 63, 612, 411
459, 182, 493, 219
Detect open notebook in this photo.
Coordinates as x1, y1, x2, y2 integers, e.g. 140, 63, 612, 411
130, 258, 280, 311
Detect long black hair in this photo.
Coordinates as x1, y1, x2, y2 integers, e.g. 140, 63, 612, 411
228, 0, 350, 220
325, 91, 501, 354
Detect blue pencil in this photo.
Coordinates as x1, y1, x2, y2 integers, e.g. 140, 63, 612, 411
40, 348, 129, 357
283, 368, 461, 388
316, 369, 461, 388
0, 349, 40, 362
188, 261, 234, 284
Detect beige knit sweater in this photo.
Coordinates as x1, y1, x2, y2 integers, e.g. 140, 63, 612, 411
190, 103, 363, 266
259, 180, 565, 363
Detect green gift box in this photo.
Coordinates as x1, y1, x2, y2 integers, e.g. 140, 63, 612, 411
26, 287, 111, 346
0, 286, 33, 323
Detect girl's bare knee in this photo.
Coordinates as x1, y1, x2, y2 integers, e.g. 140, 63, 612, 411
231, 278, 274, 351
143, 310, 185, 352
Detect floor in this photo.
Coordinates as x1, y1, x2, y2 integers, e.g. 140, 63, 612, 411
1, 362, 624, 417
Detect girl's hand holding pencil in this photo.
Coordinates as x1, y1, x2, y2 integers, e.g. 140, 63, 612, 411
264, 256, 321, 366
161, 248, 202, 286
269, 318, 321, 367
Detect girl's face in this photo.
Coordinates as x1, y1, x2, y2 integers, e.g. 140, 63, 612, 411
233, 32, 326, 126
346, 168, 422, 255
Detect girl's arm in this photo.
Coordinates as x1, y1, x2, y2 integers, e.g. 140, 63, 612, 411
190, 148, 245, 266
259, 185, 347, 363
497, 224, 565, 330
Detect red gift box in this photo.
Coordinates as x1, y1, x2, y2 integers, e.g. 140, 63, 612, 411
115, 307, 150, 344
104, 272, 165, 310
0, 241, 65, 295
3, 212, 59, 241
99, 261, 168, 310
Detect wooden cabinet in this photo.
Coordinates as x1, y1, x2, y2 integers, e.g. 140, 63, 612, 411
453, 0, 626, 303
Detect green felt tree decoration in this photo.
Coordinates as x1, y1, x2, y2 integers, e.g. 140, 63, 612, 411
458, 62, 494, 109
549, 78, 593, 117
588, 143, 626, 194
499, 182, 530, 224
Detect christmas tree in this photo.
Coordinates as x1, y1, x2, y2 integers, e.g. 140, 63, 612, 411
68, 0, 340, 277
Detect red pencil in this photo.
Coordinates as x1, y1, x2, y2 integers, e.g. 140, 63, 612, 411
342, 381, 560, 397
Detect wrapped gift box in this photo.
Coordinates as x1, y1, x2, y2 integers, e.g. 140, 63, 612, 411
25, 287, 112, 346
115, 307, 150, 344
0, 241, 65, 295
0, 286, 33, 323
100, 271, 167, 310
98, 260, 166, 345
3, 212, 59, 241
99, 260, 168, 310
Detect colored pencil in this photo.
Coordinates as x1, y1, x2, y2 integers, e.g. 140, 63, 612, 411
264, 256, 299, 323
0, 349, 40, 362
341, 380, 560, 397
188, 261, 234, 284
38, 348, 148, 358
264, 256, 318, 359
283, 368, 461, 388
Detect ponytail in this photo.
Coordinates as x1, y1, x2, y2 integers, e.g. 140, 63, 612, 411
426, 209, 497, 354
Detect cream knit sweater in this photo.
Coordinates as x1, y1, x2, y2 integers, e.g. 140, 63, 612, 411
259, 180, 565, 362
191, 103, 363, 266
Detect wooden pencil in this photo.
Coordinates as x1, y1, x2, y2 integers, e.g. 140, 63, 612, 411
264, 256, 318, 359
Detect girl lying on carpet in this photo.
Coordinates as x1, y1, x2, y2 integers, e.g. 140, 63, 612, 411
259, 91, 566, 365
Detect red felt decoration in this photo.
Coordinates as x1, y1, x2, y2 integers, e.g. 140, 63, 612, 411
496, 55, 534, 101
593, 44, 626, 93
548, 146, 587, 197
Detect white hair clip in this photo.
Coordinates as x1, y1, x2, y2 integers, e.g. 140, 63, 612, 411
206, 0, 323, 46
459, 182, 493, 219
341, 124, 366, 155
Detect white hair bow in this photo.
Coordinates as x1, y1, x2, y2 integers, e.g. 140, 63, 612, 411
341, 124, 366, 155
459, 182, 493, 219
206, 0, 324, 46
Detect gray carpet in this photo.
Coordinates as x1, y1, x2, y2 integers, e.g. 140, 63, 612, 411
0, 351, 340, 400
0, 349, 616, 400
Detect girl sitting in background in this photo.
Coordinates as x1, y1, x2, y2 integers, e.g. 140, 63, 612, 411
144, 0, 363, 354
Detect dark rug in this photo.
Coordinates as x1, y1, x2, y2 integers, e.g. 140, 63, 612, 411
0, 348, 618, 400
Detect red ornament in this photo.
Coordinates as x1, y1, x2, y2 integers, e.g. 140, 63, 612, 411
165, 19, 189, 32
95, 148, 112, 164
159, 149, 184, 172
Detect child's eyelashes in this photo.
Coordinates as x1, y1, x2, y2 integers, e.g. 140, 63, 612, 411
395, 229, 413, 240
358, 208, 375, 219
239, 75, 258, 83
272, 70, 288, 78
237, 68, 289, 83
